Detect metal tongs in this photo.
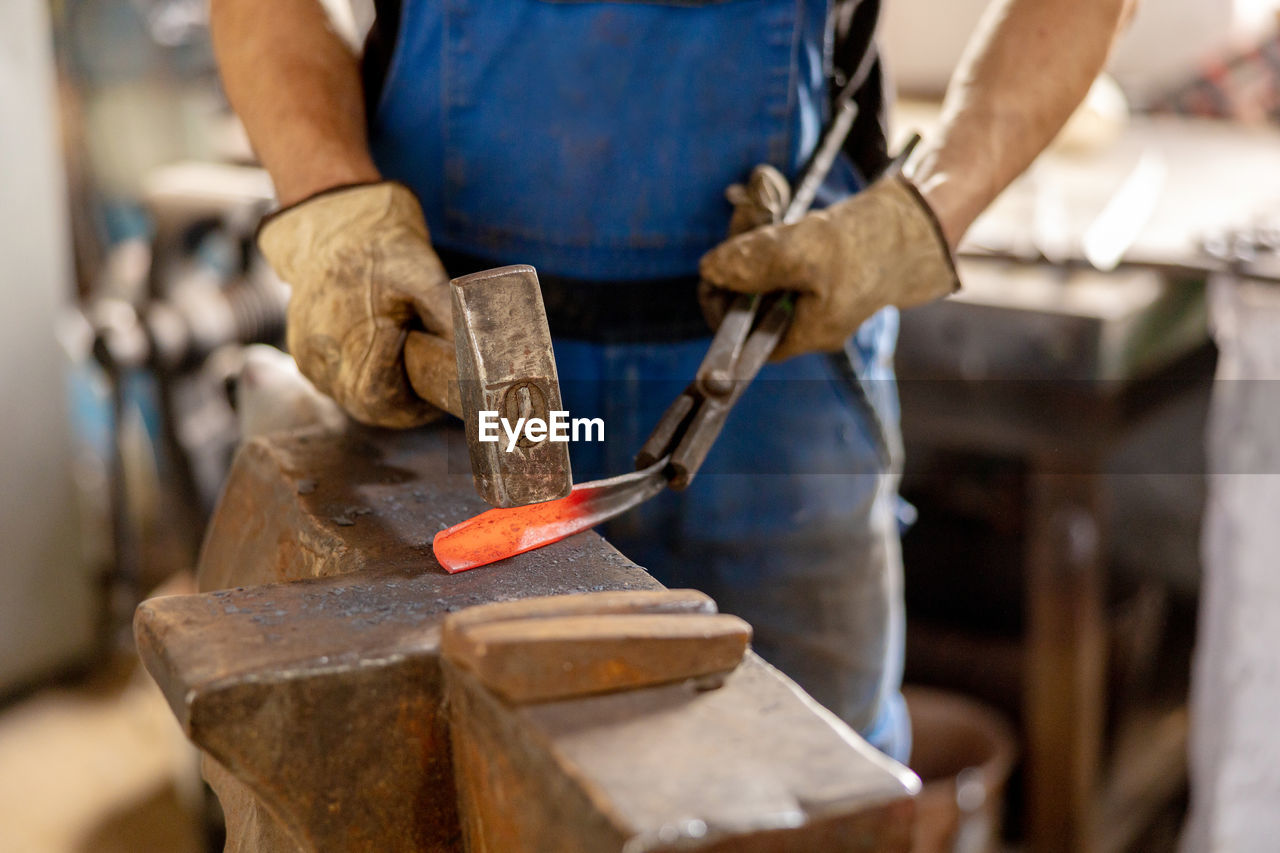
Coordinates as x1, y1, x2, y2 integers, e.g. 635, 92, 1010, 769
635, 291, 793, 488
635, 55, 921, 490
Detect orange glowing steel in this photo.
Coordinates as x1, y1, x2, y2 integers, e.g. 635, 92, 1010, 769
432, 461, 670, 573
432, 491, 594, 573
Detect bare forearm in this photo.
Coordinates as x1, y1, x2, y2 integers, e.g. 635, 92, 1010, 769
910, 0, 1135, 246
210, 0, 380, 206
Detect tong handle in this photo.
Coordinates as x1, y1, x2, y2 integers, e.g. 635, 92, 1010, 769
666, 296, 791, 489
635, 293, 760, 472
665, 136, 921, 485
695, 294, 758, 395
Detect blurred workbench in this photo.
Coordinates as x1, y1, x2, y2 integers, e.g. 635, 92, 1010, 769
893, 113, 1280, 852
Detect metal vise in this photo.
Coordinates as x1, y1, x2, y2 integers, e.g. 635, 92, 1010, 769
135, 423, 917, 851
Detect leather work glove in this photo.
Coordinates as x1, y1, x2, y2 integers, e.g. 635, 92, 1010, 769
725, 164, 791, 237
698, 164, 792, 331
699, 173, 960, 362
258, 182, 462, 428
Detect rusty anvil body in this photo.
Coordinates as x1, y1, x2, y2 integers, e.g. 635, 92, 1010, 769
135, 424, 916, 851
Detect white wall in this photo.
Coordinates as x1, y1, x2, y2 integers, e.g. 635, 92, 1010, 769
1110, 0, 1235, 101
0, 0, 94, 688
1235, 0, 1280, 34
883, 0, 1237, 103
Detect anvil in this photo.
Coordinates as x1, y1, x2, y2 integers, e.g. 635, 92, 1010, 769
135, 424, 917, 852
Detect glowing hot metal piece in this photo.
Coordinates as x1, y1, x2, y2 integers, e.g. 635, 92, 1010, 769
432, 459, 669, 573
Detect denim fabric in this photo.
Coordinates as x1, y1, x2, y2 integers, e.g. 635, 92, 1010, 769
553, 326, 909, 761
368, 0, 858, 279
369, 0, 908, 758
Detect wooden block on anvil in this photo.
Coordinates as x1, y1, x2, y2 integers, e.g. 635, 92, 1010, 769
136, 423, 918, 852
442, 590, 751, 703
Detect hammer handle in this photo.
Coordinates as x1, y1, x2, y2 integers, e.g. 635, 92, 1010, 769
405, 331, 463, 418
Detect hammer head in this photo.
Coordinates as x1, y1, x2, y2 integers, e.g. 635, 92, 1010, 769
452, 266, 572, 508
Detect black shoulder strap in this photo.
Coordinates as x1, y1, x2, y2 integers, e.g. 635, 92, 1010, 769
362, 0, 404, 116
831, 0, 890, 180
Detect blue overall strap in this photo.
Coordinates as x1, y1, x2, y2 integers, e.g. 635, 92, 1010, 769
363, 0, 910, 758
367, 0, 859, 281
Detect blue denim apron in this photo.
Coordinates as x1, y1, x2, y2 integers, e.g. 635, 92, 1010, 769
369, 0, 909, 760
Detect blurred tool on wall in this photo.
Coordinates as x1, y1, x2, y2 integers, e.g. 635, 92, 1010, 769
46, 0, 289, 653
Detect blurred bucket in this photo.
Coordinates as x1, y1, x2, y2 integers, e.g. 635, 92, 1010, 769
905, 687, 1017, 853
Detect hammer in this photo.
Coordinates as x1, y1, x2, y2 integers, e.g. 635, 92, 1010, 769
405, 266, 572, 508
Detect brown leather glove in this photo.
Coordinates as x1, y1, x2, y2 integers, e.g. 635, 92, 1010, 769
699, 174, 961, 361
698, 164, 791, 331
257, 182, 461, 428
725, 164, 791, 237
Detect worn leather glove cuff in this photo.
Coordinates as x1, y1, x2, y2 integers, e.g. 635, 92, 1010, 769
257, 181, 431, 284
257, 180, 406, 236
884, 174, 962, 302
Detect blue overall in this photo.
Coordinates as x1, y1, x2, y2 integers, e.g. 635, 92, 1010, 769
369, 0, 909, 760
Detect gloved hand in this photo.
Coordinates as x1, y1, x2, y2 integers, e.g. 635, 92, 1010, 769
699, 173, 960, 361
257, 182, 461, 428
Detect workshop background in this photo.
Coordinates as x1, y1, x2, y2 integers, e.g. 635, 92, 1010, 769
2, 0, 1280, 851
